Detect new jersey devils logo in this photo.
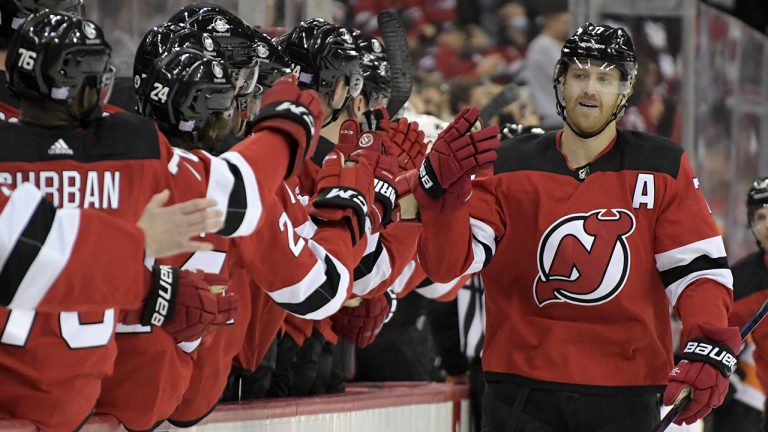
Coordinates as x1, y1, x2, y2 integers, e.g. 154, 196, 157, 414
534, 209, 635, 306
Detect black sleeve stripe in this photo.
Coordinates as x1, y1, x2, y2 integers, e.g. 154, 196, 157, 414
416, 277, 433, 288
472, 234, 494, 269
276, 255, 342, 317
354, 237, 385, 281
216, 159, 249, 237
660, 255, 729, 288
0, 194, 56, 306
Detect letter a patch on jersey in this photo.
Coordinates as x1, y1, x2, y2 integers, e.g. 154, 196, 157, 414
533, 209, 635, 306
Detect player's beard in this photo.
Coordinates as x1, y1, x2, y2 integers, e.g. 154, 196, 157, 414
565, 96, 613, 135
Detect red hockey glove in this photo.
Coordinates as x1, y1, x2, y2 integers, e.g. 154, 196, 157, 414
252, 75, 323, 179
309, 151, 374, 246
411, 107, 500, 213
336, 107, 390, 157
663, 324, 740, 426
384, 117, 427, 171
125, 266, 239, 343
348, 131, 407, 230
330, 289, 397, 347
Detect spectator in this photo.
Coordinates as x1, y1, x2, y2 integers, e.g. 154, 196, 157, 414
523, 5, 570, 129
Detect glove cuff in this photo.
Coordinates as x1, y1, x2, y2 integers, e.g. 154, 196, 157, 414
252, 101, 317, 178
678, 337, 737, 377
417, 157, 445, 200
141, 265, 178, 327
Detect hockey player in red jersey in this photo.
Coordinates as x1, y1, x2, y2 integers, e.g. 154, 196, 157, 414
414, 23, 737, 431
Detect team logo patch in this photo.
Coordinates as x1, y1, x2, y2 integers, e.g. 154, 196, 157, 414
534, 209, 635, 307
212, 62, 224, 79
358, 133, 374, 147
212, 17, 230, 33
202, 34, 215, 52
255, 42, 269, 58
83, 21, 97, 39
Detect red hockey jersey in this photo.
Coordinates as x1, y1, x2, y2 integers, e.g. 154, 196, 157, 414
0, 183, 145, 312
419, 129, 733, 393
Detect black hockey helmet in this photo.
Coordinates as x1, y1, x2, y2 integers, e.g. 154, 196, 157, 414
354, 32, 391, 109
1, 0, 84, 49
251, 31, 291, 92
748, 177, 768, 227
6, 10, 113, 115
553, 22, 637, 138
134, 23, 222, 110
275, 18, 362, 123
136, 48, 235, 144
168, 4, 261, 95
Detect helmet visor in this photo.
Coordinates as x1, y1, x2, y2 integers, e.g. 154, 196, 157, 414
555, 57, 634, 109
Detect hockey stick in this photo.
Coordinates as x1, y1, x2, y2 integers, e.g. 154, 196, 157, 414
377, 11, 413, 117
651, 297, 768, 432
478, 82, 519, 125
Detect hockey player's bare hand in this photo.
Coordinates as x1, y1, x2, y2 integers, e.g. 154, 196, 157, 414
139, 190, 223, 258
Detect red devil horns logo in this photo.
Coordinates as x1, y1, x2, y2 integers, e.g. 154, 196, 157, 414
534, 209, 635, 306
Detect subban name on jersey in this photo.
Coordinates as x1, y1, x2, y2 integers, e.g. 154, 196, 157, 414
0, 170, 120, 209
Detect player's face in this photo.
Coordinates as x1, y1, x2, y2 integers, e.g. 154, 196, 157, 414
752, 208, 768, 249
563, 60, 623, 134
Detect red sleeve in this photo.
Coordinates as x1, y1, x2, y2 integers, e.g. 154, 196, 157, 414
232, 186, 368, 320
675, 278, 733, 343
418, 174, 506, 282
0, 184, 146, 312
352, 224, 421, 299
657, 153, 733, 331
162, 129, 293, 240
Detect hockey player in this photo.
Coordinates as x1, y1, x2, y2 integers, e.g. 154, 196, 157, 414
0, 10, 310, 430
415, 23, 737, 431
714, 177, 768, 431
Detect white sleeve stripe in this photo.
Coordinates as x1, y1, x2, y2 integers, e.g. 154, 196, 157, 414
467, 218, 496, 274
390, 260, 417, 295
416, 275, 463, 299
219, 152, 262, 237
8, 209, 80, 309
655, 236, 727, 271
352, 242, 392, 296
0, 183, 42, 274
295, 220, 318, 238
205, 152, 235, 223
177, 338, 202, 353
665, 269, 734, 306
268, 240, 349, 320
363, 232, 380, 255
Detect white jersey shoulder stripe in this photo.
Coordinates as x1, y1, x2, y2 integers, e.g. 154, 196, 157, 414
655, 236, 727, 271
